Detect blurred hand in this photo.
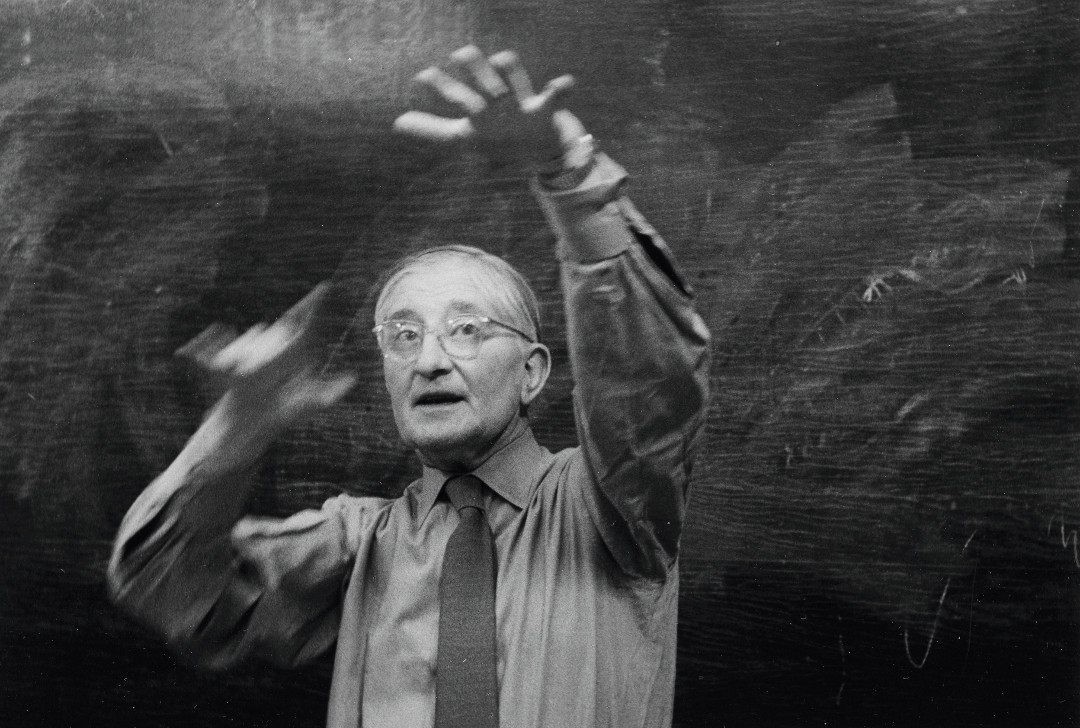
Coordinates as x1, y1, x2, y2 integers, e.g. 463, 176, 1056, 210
393, 45, 588, 170
178, 283, 356, 447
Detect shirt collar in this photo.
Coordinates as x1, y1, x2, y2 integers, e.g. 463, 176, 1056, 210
415, 427, 549, 520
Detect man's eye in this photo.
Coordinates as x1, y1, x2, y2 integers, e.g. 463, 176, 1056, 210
394, 327, 421, 343
452, 321, 480, 337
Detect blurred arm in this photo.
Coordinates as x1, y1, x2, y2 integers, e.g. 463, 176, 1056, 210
107, 285, 362, 668
108, 450, 374, 668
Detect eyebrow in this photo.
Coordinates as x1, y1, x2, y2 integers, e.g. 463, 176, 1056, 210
383, 307, 420, 322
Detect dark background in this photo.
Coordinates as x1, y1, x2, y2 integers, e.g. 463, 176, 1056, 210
1, 1, 1078, 726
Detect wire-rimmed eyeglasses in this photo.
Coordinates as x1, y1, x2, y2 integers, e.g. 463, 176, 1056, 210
372, 315, 533, 361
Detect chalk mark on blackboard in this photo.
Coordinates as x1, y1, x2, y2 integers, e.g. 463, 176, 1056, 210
962, 530, 978, 553
1000, 266, 1028, 286
903, 577, 951, 669
1047, 515, 1080, 569
1028, 198, 1045, 265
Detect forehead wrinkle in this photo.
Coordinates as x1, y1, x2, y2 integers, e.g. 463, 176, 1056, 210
380, 268, 502, 316
446, 299, 486, 316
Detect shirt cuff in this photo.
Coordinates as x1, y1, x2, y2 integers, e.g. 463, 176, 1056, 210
531, 153, 635, 263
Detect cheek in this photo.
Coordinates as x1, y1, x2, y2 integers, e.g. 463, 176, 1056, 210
383, 363, 409, 407
466, 351, 524, 409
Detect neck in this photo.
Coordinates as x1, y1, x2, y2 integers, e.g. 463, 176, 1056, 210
419, 417, 530, 474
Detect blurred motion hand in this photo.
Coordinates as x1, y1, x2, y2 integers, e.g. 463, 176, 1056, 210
177, 283, 356, 465
393, 45, 588, 171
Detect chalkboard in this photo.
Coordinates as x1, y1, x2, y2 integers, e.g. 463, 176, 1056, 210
1, 1, 1077, 726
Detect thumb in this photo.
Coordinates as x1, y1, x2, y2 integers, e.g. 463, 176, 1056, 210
551, 109, 589, 150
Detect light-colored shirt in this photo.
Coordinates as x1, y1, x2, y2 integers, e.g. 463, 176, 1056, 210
108, 154, 712, 728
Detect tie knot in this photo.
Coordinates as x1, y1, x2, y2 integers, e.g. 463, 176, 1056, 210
444, 474, 486, 512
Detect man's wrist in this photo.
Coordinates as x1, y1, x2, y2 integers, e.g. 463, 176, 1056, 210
531, 152, 634, 262
536, 134, 597, 191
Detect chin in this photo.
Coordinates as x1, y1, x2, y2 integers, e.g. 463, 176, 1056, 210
418, 430, 513, 473
408, 426, 480, 461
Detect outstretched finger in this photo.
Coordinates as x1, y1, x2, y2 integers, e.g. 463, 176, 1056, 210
392, 110, 474, 143
536, 74, 576, 110
489, 50, 534, 102
212, 322, 269, 372
450, 45, 510, 100
176, 322, 239, 372
415, 66, 487, 115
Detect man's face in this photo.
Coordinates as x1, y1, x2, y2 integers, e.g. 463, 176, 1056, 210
376, 256, 547, 471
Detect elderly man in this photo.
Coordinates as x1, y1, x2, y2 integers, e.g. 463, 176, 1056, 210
108, 47, 710, 727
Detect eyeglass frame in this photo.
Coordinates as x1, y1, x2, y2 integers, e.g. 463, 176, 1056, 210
371, 314, 535, 361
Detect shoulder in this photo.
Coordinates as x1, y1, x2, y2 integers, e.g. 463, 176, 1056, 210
318, 487, 413, 549
320, 490, 398, 517
531, 445, 590, 502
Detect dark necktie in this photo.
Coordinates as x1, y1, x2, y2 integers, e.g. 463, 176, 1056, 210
435, 474, 499, 728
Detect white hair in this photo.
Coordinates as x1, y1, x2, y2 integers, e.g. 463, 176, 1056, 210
373, 245, 542, 342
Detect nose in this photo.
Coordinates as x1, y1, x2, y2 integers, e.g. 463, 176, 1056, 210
412, 330, 452, 377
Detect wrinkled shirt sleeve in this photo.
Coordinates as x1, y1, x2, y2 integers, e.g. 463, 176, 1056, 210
108, 456, 386, 670
534, 154, 712, 580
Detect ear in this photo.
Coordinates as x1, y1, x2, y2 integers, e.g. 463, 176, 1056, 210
520, 342, 551, 407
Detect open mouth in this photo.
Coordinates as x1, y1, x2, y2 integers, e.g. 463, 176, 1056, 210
414, 392, 465, 406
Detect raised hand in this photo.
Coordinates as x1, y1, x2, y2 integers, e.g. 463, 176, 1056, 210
393, 45, 587, 170
178, 283, 356, 455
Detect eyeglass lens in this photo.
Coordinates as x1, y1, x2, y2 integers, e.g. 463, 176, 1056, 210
379, 319, 484, 360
